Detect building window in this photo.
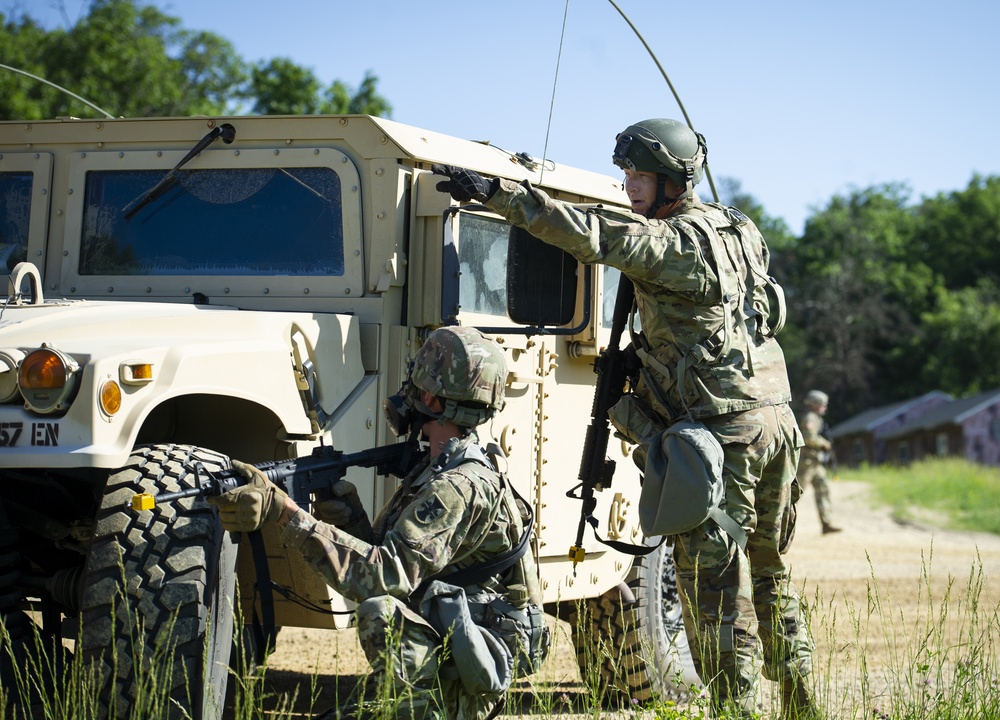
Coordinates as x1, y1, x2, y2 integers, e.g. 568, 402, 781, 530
936, 432, 949, 456
991, 417, 1000, 441
898, 443, 911, 463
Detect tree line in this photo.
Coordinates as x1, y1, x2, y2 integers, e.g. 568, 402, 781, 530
0, 0, 391, 119
725, 177, 1000, 423
4, 1, 998, 425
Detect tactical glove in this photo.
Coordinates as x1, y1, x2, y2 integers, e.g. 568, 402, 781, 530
207, 459, 288, 533
312, 479, 367, 528
432, 164, 497, 202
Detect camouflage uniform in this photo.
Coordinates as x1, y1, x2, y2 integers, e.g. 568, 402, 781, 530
486, 180, 814, 715
798, 407, 836, 528
276, 431, 542, 720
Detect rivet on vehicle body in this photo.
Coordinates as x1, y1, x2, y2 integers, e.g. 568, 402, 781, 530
354, 249, 360, 256
224, 288, 230, 293
339, 118, 348, 126
352, 185, 358, 192
96, 122, 103, 130
314, 149, 320, 155
119, 152, 124, 158
146, 287, 152, 293
377, 212, 385, 220
344, 288, 351, 295
375, 168, 384, 176
273, 149, 280, 156
67, 189, 73, 194
40, 188, 46, 195
107, 286, 114, 293
70, 287, 76, 292
207, 119, 216, 128
234, 150, 240, 156
63, 250, 68, 256
341, 157, 348, 163
157, 151, 162, 157
97, 142, 104, 148
285, 139, 292, 145
81, 153, 87, 159
263, 288, 269, 294
303, 288, 310, 295
56, 209, 63, 216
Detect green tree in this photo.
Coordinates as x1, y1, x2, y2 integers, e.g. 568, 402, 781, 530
915, 280, 1000, 395
783, 184, 931, 420
250, 57, 323, 115
1, 1, 391, 120
911, 175, 1000, 290
0, 0, 246, 119
321, 71, 393, 116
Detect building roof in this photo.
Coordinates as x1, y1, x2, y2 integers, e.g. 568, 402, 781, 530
828, 391, 953, 438
881, 388, 1000, 440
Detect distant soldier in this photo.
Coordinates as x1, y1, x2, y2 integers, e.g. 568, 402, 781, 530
210, 326, 549, 719
797, 390, 841, 534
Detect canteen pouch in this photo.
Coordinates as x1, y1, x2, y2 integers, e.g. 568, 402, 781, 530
640, 421, 747, 550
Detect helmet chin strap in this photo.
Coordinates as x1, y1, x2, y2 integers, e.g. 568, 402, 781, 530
646, 175, 684, 218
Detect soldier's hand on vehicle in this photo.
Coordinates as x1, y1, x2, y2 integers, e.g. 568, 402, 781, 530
312, 480, 366, 528
207, 460, 288, 532
431, 164, 497, 202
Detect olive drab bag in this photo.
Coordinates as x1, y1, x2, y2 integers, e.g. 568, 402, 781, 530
639, 421, 747, 550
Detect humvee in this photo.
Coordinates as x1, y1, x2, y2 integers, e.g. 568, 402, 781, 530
0, 114, 696, 716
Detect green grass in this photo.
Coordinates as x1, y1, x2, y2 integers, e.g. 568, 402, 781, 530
847, 457, 1000, 534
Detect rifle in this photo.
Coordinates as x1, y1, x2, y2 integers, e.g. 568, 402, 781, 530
130, 439, 423, 512
567, 274, 635, 568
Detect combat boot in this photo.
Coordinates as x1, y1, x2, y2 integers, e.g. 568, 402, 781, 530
821, 522, 841, 535
780, 678, 821, 720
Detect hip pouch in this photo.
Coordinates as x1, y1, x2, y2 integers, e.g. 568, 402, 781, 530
640, 421, 747, 550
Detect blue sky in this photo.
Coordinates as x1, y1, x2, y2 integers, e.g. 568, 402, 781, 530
20, 0, 1000, 234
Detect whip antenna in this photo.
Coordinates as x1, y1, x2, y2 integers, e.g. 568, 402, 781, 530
539, 0, 572, 185
607, 0, 719, 202
0, 63, 115, 119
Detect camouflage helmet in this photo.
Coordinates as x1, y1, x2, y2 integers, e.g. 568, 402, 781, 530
409, 326, 507, 427
612, 118, 707, 197
804, 389, 829, 408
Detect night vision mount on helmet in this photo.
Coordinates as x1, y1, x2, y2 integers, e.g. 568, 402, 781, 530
612, 118, 707, 206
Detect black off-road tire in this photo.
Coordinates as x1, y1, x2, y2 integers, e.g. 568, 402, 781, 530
567, 541, 700, 706
79, 444, 239, 720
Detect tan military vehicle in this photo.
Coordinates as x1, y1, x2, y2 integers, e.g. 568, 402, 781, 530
0, 114, 696, 716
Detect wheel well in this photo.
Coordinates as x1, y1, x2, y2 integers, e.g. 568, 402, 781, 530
137, 394, 291, 463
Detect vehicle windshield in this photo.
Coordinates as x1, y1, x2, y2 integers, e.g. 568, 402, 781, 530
80, 167, 345, 276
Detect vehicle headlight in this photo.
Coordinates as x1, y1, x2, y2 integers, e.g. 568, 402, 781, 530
0, 349, 25, 403
18, 346, 80, 414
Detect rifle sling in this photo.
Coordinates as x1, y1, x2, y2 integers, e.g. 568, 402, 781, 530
248, 528, 278, 663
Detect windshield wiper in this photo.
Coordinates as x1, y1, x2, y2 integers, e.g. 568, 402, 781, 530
122, 123, 236, 221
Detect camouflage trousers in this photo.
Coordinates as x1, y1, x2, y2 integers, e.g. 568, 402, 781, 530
672, 403, 814, 717
798, 457, 834, 526
354, 595, 504, 720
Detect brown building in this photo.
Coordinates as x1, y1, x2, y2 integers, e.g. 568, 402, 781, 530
881, 388, 1000, 467
827, 391, 953, 468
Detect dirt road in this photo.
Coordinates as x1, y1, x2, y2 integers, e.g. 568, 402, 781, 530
258, 477, 1000, 717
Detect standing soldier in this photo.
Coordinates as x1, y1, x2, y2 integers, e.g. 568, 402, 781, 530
209, 326, 549, 719
434, 118, 819, 719
797, 390, 841, 535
